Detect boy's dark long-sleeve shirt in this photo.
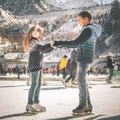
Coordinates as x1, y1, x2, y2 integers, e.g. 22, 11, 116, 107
54, 27, 92, 47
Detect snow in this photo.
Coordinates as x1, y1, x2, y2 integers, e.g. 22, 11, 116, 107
45, 0, 120, 9
44, 48, 71, 62
4, 53, 21, 60
0, 3, 111, 63
0, 0, 118, 63
0, 42, 10, 48
45, 0, 97, 9
0, 7, 19, 27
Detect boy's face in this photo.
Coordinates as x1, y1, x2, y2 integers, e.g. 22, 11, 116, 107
77, 16, 90, 27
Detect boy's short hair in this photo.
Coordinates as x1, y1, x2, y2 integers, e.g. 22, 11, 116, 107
78, 11, 92, 21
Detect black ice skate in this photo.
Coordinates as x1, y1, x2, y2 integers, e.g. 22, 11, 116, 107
73, 105, 93, 116
73, 105, 88, 115
87, 104, 93, 113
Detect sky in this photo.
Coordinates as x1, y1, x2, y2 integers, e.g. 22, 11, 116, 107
93, 0, 120, 5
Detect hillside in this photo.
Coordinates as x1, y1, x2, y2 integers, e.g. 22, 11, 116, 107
0, 0, 98, 15
0, 0, 120, 63
0, 0, 61, 15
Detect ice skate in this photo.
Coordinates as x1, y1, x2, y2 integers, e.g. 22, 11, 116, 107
72, 105, 88, 115
105, 78, 109, 83
26, 104, 38, 114
62, 80, 67, 87
106, 79, 112, 84
108, 81, 112, 84
34, 103, 46, 112
87, 104, 93, 113
26, 77, 31, 86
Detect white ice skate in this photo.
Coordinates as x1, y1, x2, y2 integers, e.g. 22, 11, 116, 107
26, 104, 38, 114
34, 103, 46, 112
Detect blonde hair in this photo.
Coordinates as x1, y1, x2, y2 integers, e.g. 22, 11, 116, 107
23, 25, 43, 52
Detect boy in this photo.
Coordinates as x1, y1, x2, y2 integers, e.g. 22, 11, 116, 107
53, 11, 102, 114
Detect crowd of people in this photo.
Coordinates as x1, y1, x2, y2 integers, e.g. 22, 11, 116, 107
43, 59, 120, 78
0, 63, 27, 76
0, 58, 119, 81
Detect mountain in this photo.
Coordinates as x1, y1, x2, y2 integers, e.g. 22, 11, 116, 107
45, 0, 97, 9
1, 0, 118, 16
0, 0, 99, 15
0, 0, 120, 63
0, 6, 19, 27
0, 0, 61, 15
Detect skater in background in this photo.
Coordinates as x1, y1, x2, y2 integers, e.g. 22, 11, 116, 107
106, 52, 115, 84
0, 63, 3, 75
53, 11, 102, 114
59, 55, 68, 79
65, 59, 71, 76
63, 49, 77, 87
23, 25, 53, 113
56, 63, 60, 76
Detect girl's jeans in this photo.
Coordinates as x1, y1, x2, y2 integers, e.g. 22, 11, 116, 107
28, 70, 42, 104
77, 62, 92, 107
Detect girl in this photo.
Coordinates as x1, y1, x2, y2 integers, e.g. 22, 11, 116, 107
23, 25, 53, 113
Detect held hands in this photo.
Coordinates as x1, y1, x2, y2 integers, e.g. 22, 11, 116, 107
50, 41, 54, 47
50, 41, 61, 48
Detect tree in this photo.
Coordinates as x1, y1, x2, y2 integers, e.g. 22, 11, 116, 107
110, 0, 120, 39
110, 0, 119, 20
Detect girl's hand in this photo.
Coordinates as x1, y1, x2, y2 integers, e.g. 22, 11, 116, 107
50, 41, 56, 48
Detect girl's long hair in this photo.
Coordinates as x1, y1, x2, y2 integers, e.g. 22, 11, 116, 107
23, 26, 43, 52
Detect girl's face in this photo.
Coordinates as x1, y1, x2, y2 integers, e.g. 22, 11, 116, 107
33, 27, 43, 41
36, 31, 43, 41
37, 33, 42, 41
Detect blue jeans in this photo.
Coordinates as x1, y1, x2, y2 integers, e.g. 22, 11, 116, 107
108, 68, 114, 80
77, 62, 92, 107
28, 70, 42, 104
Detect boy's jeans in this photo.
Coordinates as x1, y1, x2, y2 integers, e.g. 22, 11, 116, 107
28, 70, 42, 104
77, 62, 92, 107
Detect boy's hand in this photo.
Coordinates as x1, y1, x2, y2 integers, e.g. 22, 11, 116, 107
53, 41, 61, 47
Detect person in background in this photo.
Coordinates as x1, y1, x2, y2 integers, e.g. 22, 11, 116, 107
63, 49, 77, 87
106, 52, 115, 84
0, 63, 3, 75
23, 25, 54, 113
59, 55, 68, 79
56, 63, 60, 76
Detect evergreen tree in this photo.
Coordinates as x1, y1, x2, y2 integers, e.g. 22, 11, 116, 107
110, 0, 119, 20
110, 0, 120, 39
